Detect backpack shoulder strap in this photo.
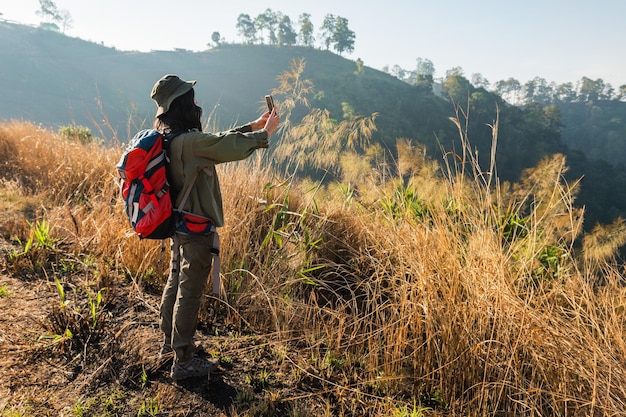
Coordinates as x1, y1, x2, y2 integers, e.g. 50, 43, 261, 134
162, 129, 186, 150
168, 130, 215, 212
175, 165, 214, 212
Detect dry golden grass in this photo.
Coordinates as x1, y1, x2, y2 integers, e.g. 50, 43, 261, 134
0, 120, 167, 285
2, 114, 626, 416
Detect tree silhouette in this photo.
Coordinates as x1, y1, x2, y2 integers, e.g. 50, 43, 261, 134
236, 13, 256, 44
332, 17, 355, 55
211, 31, 221, 46
494, 78, 522, 104
232, 10, 356, 53
442, 68, 470, 103
298, 13, 315, 47
415, 57, 435, 89
36, 0, 72, 32
578, 77, 605, 102
278, 15, 297, 46
255, 9, 278, 45
320, 14, 336, 50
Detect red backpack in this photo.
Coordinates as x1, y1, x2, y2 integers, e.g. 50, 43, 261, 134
116, 129, 181, 239
117, 129, 222, 293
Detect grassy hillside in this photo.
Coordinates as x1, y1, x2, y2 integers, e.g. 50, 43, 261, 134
0, 20, 452, 149
2, 101, 626, 416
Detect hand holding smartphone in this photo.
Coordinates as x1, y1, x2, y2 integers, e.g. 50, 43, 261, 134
263, 95, 279, 136
265, 95, 275, 113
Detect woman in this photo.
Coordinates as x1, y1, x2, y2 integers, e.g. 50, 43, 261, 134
151, 74, 280, 380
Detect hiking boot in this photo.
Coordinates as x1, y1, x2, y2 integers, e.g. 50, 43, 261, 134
171, 356, 219, 380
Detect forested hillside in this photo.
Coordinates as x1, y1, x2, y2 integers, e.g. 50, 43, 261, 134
1, 20, 625, 233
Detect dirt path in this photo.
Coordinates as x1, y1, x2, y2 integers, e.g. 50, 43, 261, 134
0, 269, 237, 415
0, 273, 61, 410
0, 245, 322, 416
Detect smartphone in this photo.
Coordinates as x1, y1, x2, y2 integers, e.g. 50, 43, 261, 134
265, 95, 275, 112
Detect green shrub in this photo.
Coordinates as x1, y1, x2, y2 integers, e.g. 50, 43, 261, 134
58, 125, 101, 145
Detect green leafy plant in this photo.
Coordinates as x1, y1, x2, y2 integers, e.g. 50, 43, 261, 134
1, 404, 32, 417
88, 288, 105, 329
100, 389, 125, 416
258, 367, 271, 384
41, 281, 107, 353
140, 365, 148, 389
392, 399, 429, 417
30, 219, 56, 249
500, 210, 529, 241
8, 219, 58, 275
137, 395, 159, 417
338, 182, 355, 206
70, 401, 85, 417
247, 368, 273, 392
70, 397, 93, 417
533, 244, 566, 283
381, 184, 430, 222
58, 125, 102, 145
322, 350, 346, 377
55, 278, 69, 307
0, 284, 9, 298
37, 328, 73, 348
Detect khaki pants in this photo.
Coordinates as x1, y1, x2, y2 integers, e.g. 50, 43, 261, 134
159, 232, 214, 363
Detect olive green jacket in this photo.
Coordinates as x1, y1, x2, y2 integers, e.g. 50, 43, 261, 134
167, 124, 268, 227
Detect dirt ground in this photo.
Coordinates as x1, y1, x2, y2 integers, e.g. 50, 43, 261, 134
0, 238, 329, 417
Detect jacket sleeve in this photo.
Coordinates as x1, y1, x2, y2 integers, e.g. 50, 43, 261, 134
228, 123, 253, 134
188, 128, 269, 164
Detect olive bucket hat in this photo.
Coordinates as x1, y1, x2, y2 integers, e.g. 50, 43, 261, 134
151, 74, 196, 116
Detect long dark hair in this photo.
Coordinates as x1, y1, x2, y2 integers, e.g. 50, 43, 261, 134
154, 88, 202, 132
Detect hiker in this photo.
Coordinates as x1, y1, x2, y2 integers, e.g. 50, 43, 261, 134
151, 74, 280, 380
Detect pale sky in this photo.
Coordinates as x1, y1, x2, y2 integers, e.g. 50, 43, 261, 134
2, 0, 625, 88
